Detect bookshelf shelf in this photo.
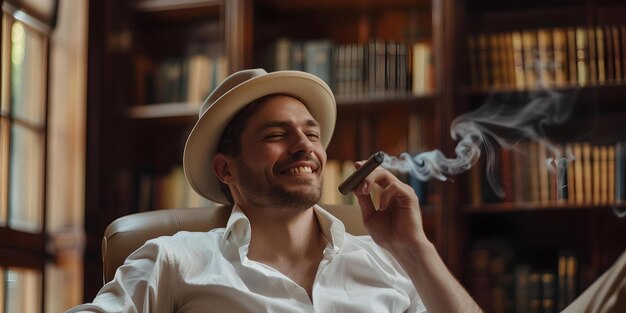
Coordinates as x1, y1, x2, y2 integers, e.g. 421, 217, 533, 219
465, 202, 626, 214
127, 103, 202, 119
135, 0, 224, 12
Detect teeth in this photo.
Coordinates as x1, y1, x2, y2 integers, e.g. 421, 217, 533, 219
287, 166, 313, 174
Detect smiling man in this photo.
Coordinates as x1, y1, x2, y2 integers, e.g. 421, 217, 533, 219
67, 69, 482, 313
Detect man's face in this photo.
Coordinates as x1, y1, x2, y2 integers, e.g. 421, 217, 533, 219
230, 95, 327, 210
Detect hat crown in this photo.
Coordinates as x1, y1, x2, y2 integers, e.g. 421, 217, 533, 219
199, 68, 268, 117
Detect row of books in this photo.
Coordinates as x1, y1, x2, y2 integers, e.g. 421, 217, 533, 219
262, 38, 435, 100
134, 54, 228, 106
134, 167, 214, 212
469, 141, 626, 207
468, 25, 626, 92
470, 241, 579, 313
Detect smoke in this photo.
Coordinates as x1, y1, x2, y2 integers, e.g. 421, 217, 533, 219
381, 87, 579, 198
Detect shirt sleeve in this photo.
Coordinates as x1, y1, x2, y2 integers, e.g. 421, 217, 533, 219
65, 239, 175, 313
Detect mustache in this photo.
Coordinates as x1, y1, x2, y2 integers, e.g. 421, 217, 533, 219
274, 152, 321, 172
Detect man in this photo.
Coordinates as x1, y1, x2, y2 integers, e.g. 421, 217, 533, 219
68, 69, 481, 312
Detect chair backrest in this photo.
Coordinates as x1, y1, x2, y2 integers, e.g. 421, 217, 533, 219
101, 205, 367, 284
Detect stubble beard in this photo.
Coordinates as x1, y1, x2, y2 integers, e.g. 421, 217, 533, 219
236, 159, 323, 210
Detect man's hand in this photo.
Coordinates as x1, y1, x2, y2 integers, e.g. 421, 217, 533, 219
350, 160, 483, 313
352, 162, 427, 253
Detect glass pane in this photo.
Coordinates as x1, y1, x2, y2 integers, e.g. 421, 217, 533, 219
6, 268, 42, 313
0, 118, 8, 226
1, 14, 11, 115
10, 22, 46, 125
8, 124, 44, 232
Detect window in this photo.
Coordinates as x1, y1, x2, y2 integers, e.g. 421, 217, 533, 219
1, 1, 53, 312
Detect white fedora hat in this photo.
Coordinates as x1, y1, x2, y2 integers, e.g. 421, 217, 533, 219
183, 68, 336, 204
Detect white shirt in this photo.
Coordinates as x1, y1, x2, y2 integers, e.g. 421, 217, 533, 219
67, 205, 426, 313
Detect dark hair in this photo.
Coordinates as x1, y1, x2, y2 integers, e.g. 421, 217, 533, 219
215, 95, 274, 203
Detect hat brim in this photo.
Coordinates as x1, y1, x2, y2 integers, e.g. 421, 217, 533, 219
183, 71, 336, 204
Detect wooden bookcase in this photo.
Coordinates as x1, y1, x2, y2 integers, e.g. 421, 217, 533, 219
84, 0, 626, 309
454, 0, 626, 312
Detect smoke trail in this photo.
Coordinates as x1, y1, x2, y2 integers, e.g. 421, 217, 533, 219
382, 87, 579, 198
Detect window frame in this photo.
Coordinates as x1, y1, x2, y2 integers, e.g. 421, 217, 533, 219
0, 1, 56, 312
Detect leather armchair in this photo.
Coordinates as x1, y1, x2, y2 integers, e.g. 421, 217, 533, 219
101, 205, 367, 284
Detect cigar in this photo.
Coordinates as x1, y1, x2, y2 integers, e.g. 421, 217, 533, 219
338, 151, 385, 195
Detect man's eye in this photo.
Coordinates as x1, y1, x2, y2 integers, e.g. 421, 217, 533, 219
265, 133, 285, 140
306, 132, 320, 140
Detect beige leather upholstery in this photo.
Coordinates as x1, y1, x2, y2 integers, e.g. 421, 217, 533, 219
102, 205, 367, 284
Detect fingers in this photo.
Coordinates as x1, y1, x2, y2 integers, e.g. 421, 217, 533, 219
352, 160, 419, 211
378, 181, 419, 211
355, 192, 377, 222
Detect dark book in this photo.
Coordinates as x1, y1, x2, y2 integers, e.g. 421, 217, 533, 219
541, 272, 556, 313
616, 142, 626, 203
304, 40, 334, 87
386, 41, 397, 94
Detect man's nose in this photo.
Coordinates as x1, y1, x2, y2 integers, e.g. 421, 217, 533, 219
289, 132, 314, 156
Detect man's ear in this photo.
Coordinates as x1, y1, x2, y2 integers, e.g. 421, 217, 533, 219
212, 153, 234, 184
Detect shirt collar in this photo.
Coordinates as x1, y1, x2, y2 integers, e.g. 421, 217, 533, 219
220, 204, 347, 256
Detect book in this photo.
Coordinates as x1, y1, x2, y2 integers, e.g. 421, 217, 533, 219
291, 40, 305, 71
386, 41, 398, 94
528, 142, 540, 203
304, 40, 334, 87
596, 27, 606, 84
537, 28, 554, 87
592, 145, 601, 205
608, 145, 615, 204
600, 145, 608, 204
500, 147, 514, 203
397, 43, 408, 94
274, 38, 292, 70
515, 264, 532, 313
587, 27, 597, 84
504, 33, 516, 89
612, 25, 622, 82
573, 143, 584, 205
565, 253, 578, 306
541, 272, 556, 313
537, 142, 550, 205
522, 30, 538, 89
186, 54, 214, 104
616, 142, 626, 203
575, 27, 588, 86
528, 272, 542, 313
622, 26, 626, 82
490, 33, 503, 89
512, 31, 526, 90
552, 28, 568, 87
412, 41, 433, 95
582, 143, 592, 204
605, 26, 615, 82
567, 28, 578, 85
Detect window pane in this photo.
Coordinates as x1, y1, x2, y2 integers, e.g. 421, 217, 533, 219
10, 22, 46, 125
1, 13, 11, 115
6, 268, 42, 313
8, 124, 44, 232
0, 118, 8, 226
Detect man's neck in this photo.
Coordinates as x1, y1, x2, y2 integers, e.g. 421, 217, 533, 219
242, 205, 325, 264
239, 204, 326, 298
